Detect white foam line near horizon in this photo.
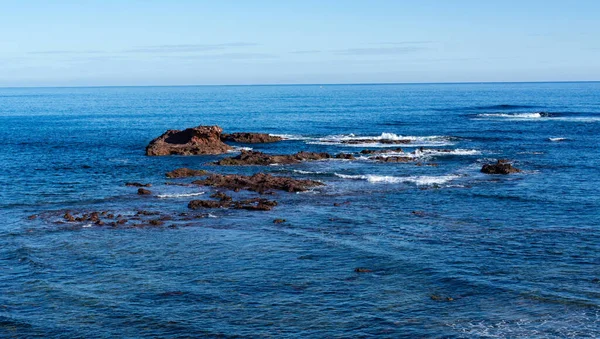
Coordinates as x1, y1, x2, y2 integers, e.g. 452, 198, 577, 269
334, 173, 461, 186
156, 192, 206, 199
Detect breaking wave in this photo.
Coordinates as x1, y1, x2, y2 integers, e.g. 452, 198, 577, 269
156, 192, 206, 199
334, 173, 461, 186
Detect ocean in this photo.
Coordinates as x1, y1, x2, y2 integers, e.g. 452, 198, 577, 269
1, 82, 599, 338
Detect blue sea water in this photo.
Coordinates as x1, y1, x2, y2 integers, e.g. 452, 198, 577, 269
0, 82, 599, 338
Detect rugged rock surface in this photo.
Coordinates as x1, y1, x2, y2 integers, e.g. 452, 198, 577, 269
372, 156, 414, 163
221, 132, 283, 143
192, 173, 323, 193
188, 197, 278, 211
214, 150, 338, 166
165, 168, 208, 178
360, 148, 404, 155
146, 125, 233, 156
481, 160, 522, 174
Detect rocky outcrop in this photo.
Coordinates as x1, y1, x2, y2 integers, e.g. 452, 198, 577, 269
137, 188, 152, 195
214, 150, 340, 166
146, 125, 233, 156
481, 160, 522, 174
372, 156, 413, 163
221, 132, 282, 143
125, 182, 152, 187
188, 197, 278, 211
192, 173, 323, 193
360, 148, 404, 155
165, 168, 208, 178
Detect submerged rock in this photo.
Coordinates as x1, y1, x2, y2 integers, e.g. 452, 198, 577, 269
192, 173, 323, 193
221, 132, 283, 143
273, 218, 286, 224
165, 168, 208, 178
137, 188, 152, 195
145, 125, 233, 156
372, 156, 413, 163
125, 182, 152, 187
481, 160, 522, 174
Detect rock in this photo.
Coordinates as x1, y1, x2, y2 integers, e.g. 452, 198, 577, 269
187, 200, 229, 209
165, 168, 208, 178
411, 210, 426, 217
145, 125, 233, 156
148, 219, 164, 226
221, 132, 282, 143
481, 160, 522, 174
27, 214, 37, 220
192, 173, 324, 193
273, 219, 286, 224
335, 153, 356, 160
64, 212, 75, 222
137, 188, 152, 195
188, 197, 278, 211
360, 148, 404, 154
333, 201, 351, 207
210, 191, 232, 201
354, 267, 372, 273
372, 156, 413, 163
125, 182, 152, 187
214, 150, 334, 166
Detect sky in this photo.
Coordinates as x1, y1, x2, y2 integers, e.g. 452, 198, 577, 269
0, 0, 599, 87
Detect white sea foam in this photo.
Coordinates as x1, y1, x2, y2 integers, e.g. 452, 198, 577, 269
549, 137, 568, 142
334, 173, 460, 186
477, 112, 545, 119
229, 146, 253, 152
292, 169, 328, 175
273, 132, 456, 146
156, 192, 206, 199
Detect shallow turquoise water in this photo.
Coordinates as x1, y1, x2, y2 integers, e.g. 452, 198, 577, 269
1, 83, 599, 337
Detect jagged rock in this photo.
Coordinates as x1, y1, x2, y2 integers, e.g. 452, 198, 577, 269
360, 148, 404, 154
192, 173, 323, 193
125, 182, 152, 187
145, 125, 233, 156
188, 197, 278, 211
214, 150, 335, 166
210, 191, 232, 201
481, 160, 522, 174
335, 153, 356, 160
165, 168, 208, 178
372, 156, 413, 163
221, 132, 282, 143
137, 188, 152, 195
187, 200, 229, 209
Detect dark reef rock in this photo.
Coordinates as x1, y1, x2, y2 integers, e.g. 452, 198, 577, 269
372, 156, 413, 163
165, 168, 208, 178
188, 197, 278, 211
210, 191, 233, 201
335, 153, 356, 160
145, 125, 233, 156
125, 182, 152, 187
360, 148, 404, 155
354, 267, 372, 273
214, 150, 341, 166
273, 219, 286, 224
192, 173, 323, 193
481, 160, 522, 174
137, 188, 152, 195
221, 132, 283, 143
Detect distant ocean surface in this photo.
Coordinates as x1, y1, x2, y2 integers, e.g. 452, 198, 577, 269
1, 82, 599, 338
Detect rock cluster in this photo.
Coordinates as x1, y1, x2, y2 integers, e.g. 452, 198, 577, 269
165, 168, 208, 178
192, 173, 323, 193
214, 150, 354, 166
188, 197, 278, 211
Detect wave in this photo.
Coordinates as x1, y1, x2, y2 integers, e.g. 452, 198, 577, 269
334, 173, 461, 186
156, 192, 206, 199
274, 132, 456, 147
476, 112, 550, 119
549, 137, 568, 142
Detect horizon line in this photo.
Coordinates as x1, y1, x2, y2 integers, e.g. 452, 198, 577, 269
1, 80, 599, 90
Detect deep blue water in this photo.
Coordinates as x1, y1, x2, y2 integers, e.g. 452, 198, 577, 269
1, 83, 599, 338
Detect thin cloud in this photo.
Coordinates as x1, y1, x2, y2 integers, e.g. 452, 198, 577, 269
125, 42, 259, 53
28, 50, 106, 55
334, 46, 428, 56
175, 52, 276, 60
290, 50, 322, 54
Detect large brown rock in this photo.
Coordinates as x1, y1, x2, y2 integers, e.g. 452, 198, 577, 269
192, 173, 323, 193
221, 132, 282, 143
481, 160, 522, 174
146, 125, 233, 156
188, 197, 278, 211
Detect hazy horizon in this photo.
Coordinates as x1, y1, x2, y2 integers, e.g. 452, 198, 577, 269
1, 0, 599, 87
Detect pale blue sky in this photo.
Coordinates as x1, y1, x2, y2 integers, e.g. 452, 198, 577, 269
1, 0, 599, 87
